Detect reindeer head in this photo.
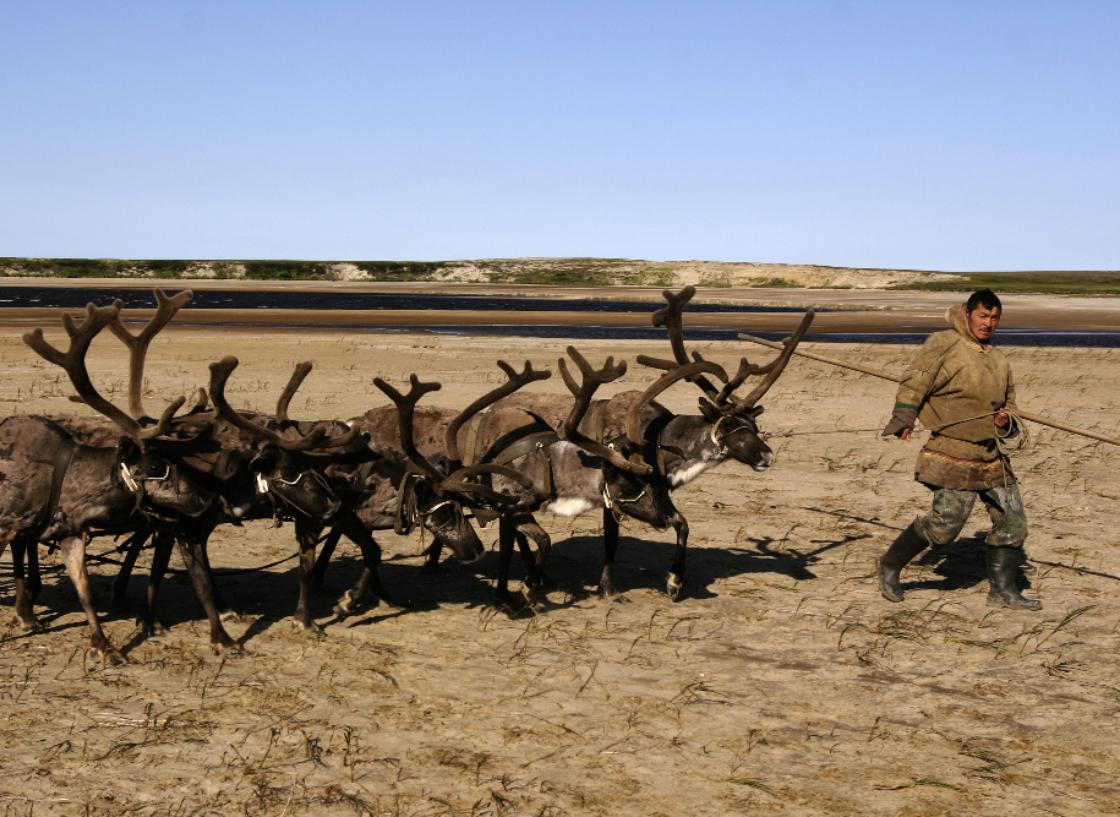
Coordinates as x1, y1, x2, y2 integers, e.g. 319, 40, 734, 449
208, 356, 366, 522
24, 299, 218, 519
638, 286, 814, 472
374, 361, 550, 553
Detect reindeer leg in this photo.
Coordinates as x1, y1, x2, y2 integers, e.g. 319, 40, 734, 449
665, 505, 690, 602
495, 514, 528, 614
58, 535, 124, 664
175, 533, 240, 654
311, 526, 342, 590
333, 516, 403, 620
136, 531, 173, 637
292, 518, 325, 637
422, 537, 445, 574
11, 539, 41, 631
196, 539, 236, 622
110, 530, 149, 614
516, 516, 551, 602
26, 537, 42, 603
600, 507, 621, 598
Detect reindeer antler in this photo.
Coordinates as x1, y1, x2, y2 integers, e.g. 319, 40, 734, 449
372, 374, 445, 481
209, 357, 353, 451
732, 309, 815, 408
444, 360, 550, 467
624, 359, 729, 446
24, 301, 187, 441
557, 347, 652, 477
108, 289, 193, 420
646, 286, 816, 412
644, 285, 724, 400
276, 362, 312, 423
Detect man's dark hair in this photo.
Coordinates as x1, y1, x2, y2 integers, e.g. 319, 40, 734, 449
966, 288, 1002, 313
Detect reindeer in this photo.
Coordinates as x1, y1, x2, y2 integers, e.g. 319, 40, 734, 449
376, 349, 726, 608
0, 302, 228, 661
494, 285, 814, 598
32, 289, 344, 645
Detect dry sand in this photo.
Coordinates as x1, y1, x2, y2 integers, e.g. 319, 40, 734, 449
1, 292, 1118, 816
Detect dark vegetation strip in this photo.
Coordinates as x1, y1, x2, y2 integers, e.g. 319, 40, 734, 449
900, 271, 1120, 295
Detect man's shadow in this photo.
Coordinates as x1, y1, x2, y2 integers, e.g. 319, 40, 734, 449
907, 528, 1035, 593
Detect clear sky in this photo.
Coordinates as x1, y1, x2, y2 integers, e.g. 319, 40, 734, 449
1, 1, 1117, 270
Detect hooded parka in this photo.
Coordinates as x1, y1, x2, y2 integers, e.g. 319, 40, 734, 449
886, 303, 1017, 490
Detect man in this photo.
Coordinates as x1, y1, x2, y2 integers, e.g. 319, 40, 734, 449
877, 288, 1040, 610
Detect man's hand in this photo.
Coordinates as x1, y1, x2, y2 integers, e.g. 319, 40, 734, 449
882, 416, 914, 439
994, 409, 1009, 428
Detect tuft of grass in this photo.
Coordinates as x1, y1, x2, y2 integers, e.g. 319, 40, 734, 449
729, 777, 779, 796
876, 777, 963, 792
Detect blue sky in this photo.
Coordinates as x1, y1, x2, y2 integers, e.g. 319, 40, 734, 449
1, 1, 1117, 270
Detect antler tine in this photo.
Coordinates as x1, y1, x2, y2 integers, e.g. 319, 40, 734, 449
373, 375, 445, 481
735, 309, 816, 409
188, 387, 209, 413
649, 286, 721, 399
24, 301, 145, 440
272, 362, 359, 448
276, 361, 313, 423
445, 360, 551, 465
108, 289, 193, 419
557, 347, 652, 476
439, 463, 536, 508
625, 359, 729, 445
650, 285, 697, 351
209, 356, 286, 448
713, 357, 764, 405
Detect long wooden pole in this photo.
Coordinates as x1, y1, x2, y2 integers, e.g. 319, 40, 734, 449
738, 332, 1120, 447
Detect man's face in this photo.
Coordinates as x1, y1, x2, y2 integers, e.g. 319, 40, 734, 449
968, 305, 1001, 342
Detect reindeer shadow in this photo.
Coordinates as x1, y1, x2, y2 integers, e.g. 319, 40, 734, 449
523, 530, 868, 601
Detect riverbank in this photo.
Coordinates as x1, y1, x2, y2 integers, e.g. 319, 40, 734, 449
1, 279, 1119, 337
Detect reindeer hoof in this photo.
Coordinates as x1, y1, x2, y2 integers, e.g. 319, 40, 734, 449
290, 617, 325, 638
89, 646, 127, 666
666, 573, 684, 601
16, 615, 43, 633
334, 590, 365, 620
495, 590, 532, 618
211, 639, 244, 656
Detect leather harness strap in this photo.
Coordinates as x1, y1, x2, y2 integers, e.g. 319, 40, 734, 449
26, 416, 79, 534
460, 413, 490, 467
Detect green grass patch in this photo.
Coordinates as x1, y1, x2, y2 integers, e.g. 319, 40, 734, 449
898, 271, 1120, 295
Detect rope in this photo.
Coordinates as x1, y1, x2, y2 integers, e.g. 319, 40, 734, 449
85, 548, 300, 576
766, 408, 1031, 457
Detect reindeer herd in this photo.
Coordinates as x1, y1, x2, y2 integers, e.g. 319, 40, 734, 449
0, 287, 813, 663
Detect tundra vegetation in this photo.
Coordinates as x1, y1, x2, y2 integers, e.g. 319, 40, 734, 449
4, 256, 1120, 293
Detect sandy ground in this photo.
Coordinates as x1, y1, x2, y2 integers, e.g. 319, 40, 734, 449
1, 295, 1119, 816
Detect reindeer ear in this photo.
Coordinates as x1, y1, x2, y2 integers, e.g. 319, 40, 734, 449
250, 450, 278, 474
698, 397, 721, 421
115, 436, 140, 460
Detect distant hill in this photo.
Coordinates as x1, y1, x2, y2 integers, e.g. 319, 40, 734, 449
2, 257, 1118, 293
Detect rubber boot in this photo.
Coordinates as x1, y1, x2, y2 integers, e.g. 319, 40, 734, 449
986, 546, 1042, 610
877, 522, 929, 603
